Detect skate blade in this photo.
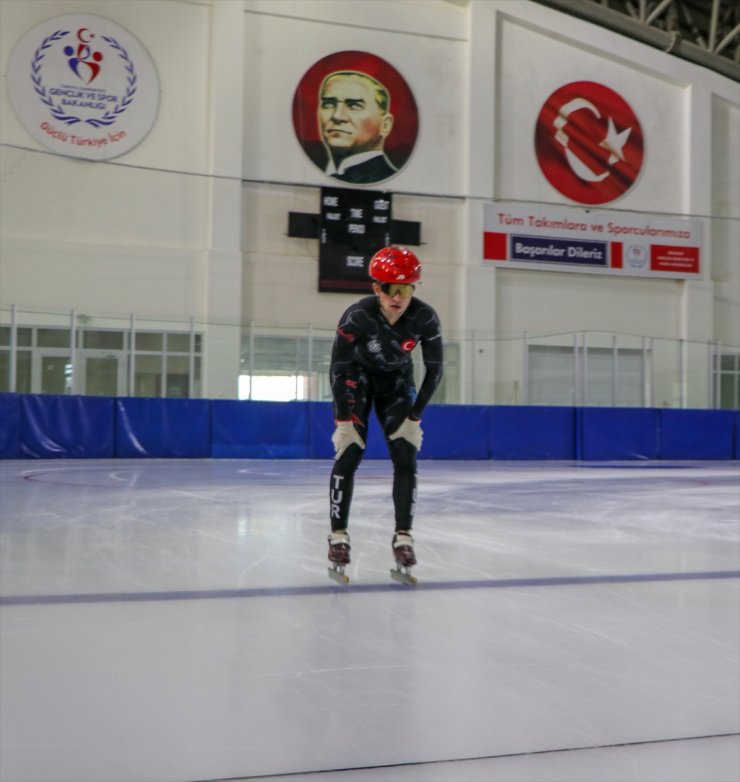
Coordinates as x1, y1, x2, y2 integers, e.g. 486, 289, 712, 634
390, 567, 417, 585
328, 566, 349, 584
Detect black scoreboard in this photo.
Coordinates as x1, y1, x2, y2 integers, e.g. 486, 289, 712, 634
318, 187, 392, 293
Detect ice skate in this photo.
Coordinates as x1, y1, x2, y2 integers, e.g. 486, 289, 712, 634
390, 531, 417, 585
327, 530, 351, 584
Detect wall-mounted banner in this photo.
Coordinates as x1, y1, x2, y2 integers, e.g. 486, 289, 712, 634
292, 51, 419, 186
7, 14, 159, 161
482, 203, 702, 279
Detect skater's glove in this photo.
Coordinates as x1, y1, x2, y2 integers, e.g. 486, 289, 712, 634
389, 417, 423, 451
332, 420, 365, 460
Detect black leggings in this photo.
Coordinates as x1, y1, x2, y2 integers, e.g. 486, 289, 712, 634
330, 373, 417, 533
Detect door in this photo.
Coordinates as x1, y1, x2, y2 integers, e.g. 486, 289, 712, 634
83, 352, 126, 396
39, 354, 72, 394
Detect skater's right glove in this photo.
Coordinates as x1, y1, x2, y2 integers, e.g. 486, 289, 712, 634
389, 417, 423, 451
332, 420, 365, 460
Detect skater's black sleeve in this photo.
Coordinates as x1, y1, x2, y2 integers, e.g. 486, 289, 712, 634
409, 307, 443, 420
330, 306, 363, 421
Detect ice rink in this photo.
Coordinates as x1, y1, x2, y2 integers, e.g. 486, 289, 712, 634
1, 458, 738, 782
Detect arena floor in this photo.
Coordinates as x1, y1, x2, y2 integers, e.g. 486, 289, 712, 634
1, 458, 738, 782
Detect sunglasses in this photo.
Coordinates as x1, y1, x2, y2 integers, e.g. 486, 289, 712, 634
378, 282, 415, 298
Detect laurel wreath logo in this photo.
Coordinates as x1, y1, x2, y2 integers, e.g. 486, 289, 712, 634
30, 29, 137, 127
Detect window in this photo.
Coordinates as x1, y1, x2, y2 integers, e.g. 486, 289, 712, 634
83, 330, 124, 350
0, 328, 32, 392
716, 352, 740, 409
240, 334, 324, 402
528, 343, 644, 406
0, 325, 201, 398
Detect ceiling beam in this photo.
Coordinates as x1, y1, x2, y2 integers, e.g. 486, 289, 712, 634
532, 0, 739, 82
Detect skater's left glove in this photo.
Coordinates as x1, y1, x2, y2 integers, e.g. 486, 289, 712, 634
389, 417, 423, 451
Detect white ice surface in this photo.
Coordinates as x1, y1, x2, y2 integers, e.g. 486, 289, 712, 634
1, 459, 738, 782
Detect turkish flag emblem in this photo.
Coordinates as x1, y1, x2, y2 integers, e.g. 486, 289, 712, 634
535, 81, 644, 205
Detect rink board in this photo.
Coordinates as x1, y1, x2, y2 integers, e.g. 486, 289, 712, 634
0, 393, 737, 461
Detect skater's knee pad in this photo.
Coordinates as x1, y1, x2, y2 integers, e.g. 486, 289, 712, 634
333, 441, 364, 475
388, 438, 417, 474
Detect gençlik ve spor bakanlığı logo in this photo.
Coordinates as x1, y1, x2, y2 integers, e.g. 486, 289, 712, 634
7, 15, 159, 160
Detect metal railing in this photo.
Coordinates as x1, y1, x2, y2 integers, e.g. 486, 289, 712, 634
1, 305, 738, 409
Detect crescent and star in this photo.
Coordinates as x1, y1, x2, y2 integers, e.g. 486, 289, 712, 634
553, 97, 632, 182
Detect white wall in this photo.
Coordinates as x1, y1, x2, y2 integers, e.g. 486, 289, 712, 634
711, 95, 740, 346
240, 0, 738, 344
0, 0, 245, 395
240, 0, 469, 334
478, 1, 738, 348
1, 0, 215, 321
1, 0, 737, 401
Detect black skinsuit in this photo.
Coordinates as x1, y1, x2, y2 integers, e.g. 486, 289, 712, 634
329, 294, 443, 532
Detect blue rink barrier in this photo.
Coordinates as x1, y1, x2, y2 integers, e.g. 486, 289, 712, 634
579, 408, 660, 461
0, 393, 737, 461
18, 394, 115, 459
212, 400, 310, 458
115, 397, 211, 458
0, 393, 21, 459
490, 406, 575, 459
658, 409, 736, 460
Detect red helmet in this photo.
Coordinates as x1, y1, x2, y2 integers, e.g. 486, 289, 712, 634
368, 246, 421, 284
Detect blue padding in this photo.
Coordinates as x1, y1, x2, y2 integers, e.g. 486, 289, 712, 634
308, 402, 336, 459
490, 406, 575, 460
4, 395, 737, 461
581, 408, 659, 460
116, 398, 211, 458
307, 403, 486, 460
422, 405, 489, 459
0, 393, 21, 459
211, 400, 309, 458
363, 415, 390, 459
21, 394, 114, 458
307, 403, 408, 460
659, 409, 735, 459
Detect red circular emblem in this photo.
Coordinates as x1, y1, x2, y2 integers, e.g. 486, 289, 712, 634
534, 81, 644, 205
292, 51, 419, 185
401, 339, 417, 352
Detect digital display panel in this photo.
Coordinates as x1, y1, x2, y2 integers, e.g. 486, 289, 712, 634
319, 187, 392, 293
